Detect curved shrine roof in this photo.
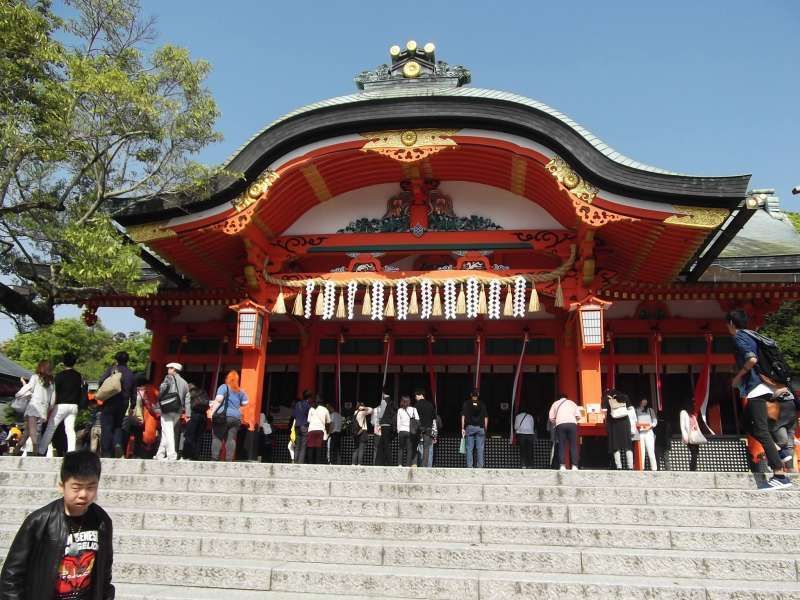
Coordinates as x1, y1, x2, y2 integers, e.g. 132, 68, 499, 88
114, 44, 750, 226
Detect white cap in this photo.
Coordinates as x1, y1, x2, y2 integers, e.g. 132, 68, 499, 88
166, 362, 183, 371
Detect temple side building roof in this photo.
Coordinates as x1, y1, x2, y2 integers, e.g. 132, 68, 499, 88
0, 353, 30, 379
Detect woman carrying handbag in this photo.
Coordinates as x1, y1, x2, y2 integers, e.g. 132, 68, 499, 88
208, 370, 248, 461
680, 397, 707, 471
14, 361, 54, 456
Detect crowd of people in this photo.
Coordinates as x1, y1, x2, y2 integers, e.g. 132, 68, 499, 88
2, 308, 795, 482
4, 352, 252, 463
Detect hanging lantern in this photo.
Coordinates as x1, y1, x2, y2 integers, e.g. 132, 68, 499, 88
577, 303, 605, 349
230, 300, 267, 350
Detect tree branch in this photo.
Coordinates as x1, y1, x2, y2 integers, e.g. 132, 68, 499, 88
0, 282, 54, 326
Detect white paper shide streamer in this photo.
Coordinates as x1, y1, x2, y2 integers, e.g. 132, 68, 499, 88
513, 276, 526, 318
420, 279, 433, 320
371, 281, 385, 321
322, 281, 336, 320
346, 281, 358, 320
488, 279, 502, 320
396, 280, 409, 320
466, 278, 480, 319
443, 280, 457, 320
304, 281, 316, 319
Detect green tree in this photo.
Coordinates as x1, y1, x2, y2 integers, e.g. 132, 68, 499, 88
760, 302, 800, 375
787, 212, 800, 233
0, 0, 223, 328
760, 212, 800, 375
0, 317, 147, 380
104, 330, 151, 375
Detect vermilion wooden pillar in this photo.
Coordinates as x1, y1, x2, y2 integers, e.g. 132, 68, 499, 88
296, 330, 318, 397
239, 314, 269, 432
144, 308, 171, 386
577, 348, 602, 406
557, 317, 579, 401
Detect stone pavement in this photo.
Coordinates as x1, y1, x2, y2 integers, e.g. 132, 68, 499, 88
1, 457, 799, 599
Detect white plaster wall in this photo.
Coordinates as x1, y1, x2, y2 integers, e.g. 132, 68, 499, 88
284, 181, 564, 235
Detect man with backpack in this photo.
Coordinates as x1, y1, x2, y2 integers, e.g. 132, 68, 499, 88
155, 362, 190, 461
97, 352, 136, 458
291, 391, 311, 464
350, 401, 373, 465
414, 390, 435, 468
726, 310, 793, 488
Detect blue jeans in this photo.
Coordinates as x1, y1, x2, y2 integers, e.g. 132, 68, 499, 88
465, 425, 485, 468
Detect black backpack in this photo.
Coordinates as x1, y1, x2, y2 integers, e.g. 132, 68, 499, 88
744, 330, 794, 391
351, 412, 365, 438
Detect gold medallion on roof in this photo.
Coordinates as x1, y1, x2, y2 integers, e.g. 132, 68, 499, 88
403, 60, 421, 78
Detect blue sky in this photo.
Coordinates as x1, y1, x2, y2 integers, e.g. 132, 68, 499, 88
2, 0, 798, 341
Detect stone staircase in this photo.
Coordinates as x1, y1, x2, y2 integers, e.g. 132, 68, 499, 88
1, 457, 799, 599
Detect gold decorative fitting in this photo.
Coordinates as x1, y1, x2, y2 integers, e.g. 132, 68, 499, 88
545, 157, 598, 203
572, 196, 636, 227
301, 164, 332, 202
424, 42, 435, 54
361, 129, 459, 162
232, 169, 280, 212
400, 130, 418, 146
406, 40, 417, 51
664, 205, 730, 229
389, 45, 401, 57
126, 222, 176, 243
510, 155, 527, 196
403, 61, 421, 78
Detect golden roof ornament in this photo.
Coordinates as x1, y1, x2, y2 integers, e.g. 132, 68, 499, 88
355, 41, 470, 90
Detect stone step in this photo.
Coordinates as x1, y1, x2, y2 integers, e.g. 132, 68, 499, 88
109, 555, 800, 599
8, 528, 794, 581
0, 456, 789, 490
4, 505, 799, 553
3, 468, 799, 510
4, 548, 798, 599
1, 487, 778, 530
116, 584, 409, 600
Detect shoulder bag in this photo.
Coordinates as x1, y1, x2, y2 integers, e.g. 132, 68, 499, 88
687, 415, 707, 445
158, 376, 182, 414
607, 394, 628, 419
96, 368, 122, 402
212, 386, 230, 425
407, 408, 420, 435
11, 379, 33, 414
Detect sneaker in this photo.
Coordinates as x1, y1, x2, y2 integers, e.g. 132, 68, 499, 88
779, 448, 793, 463
766, 475, 793, 490
559, 465, 567, 471
571, 466, 579, 471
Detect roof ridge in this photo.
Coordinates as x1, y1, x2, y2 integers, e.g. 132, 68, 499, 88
221, 86, 733, 178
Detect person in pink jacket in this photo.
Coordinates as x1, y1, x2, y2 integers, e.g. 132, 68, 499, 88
548, 394, 581, 470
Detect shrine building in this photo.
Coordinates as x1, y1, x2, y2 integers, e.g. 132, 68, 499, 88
104, 42, 800, 466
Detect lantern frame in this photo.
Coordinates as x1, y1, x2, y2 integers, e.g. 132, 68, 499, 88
230, 300, 267, 350
569, 296, 611, 350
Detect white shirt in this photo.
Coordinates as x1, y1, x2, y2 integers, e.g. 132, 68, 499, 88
396, 406, 419, 433
514, 412, 535, 435
330, 411, 342, 433
259, 414, 272, 435
680, 410, 692, 443
372, 398, 387, 427
307, 405, 331, 438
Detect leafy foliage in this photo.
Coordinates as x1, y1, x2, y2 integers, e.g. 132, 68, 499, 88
0, 0, 222, 327
787, 212, 800, 234
2, 318, 151, 380
760, 302, 800, 376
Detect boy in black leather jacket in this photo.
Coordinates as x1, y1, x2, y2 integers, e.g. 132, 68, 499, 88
0, 450, 114, 600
